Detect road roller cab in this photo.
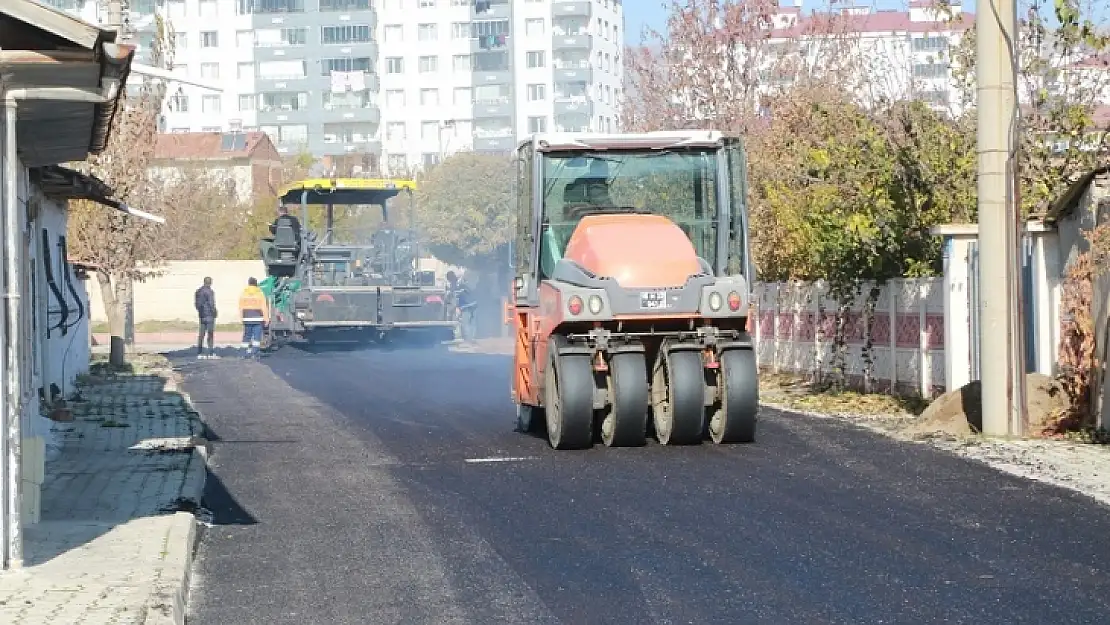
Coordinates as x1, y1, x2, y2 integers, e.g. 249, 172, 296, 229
509, 131, 759, 450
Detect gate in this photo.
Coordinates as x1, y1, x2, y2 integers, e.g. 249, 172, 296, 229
965, 237, 1037, 382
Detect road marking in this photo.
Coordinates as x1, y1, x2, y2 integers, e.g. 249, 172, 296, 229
464, 456, 537, 464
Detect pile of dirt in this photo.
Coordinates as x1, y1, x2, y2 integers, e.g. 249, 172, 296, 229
910, 372, 1070, 437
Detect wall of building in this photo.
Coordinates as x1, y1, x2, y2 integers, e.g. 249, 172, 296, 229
86, 257, 459, 323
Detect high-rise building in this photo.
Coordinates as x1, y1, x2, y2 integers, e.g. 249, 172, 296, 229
36, 0, 623, 173
376, 0, 624, 175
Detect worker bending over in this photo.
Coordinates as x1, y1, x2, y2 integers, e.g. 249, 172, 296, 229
238, 277, 270, 360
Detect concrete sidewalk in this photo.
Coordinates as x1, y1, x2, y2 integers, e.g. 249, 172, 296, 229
0, 355, 208, 625
92, 331, 242, 347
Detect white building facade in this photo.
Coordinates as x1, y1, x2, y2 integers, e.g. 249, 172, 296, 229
375, 0, 623, 174
42, 0, 622, 173
760, 1, 972, 115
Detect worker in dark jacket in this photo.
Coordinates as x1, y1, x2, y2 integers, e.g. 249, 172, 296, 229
446, 271, 477, 342
194, 277, 218, 359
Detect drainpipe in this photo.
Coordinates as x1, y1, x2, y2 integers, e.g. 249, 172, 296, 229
2, 84, 113, 571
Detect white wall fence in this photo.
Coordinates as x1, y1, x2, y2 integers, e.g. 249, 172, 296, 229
87, 258, 460, 324
752, 279, 946, 398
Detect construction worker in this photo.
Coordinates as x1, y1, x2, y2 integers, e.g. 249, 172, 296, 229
238, 277, 270, 360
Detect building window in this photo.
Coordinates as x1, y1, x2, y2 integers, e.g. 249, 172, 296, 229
528, 116, 546, 133
453, 87, 471, 105
526, 51, 545, 68
423, 153, 440, 167
277, 124, 309, 143
421, 121, 439, 140
239, 94, 256, 111
257, 60, 307, 79
237, 62, 254, 79
387, 122, 406, 140
319, 0, 370, 10
237, 0, 304, 14
474, 51, 508, 71
527, 83, 546, 101
321, 25, 372, 44
451, 22, 469, 39
199, 0, 217, 17
419, 56, 438, 73
254, 27, 307, 46
419, 0, 436, 7
384, 25, 402, 43
322, 57, 372, 74
386, 57, 404, 74
418, 24, 438, 42
169, 93, 188, 112
453, 54, 471, 72
912, 63, 949, 79
200, 62, 220, 79
912, 36, 949, 52
474, 83, 509, 102
202, 95, 221, 113
201, 31, 219, 47
525, 18, 544, 37
323, 90, 371, 110
387, 154, 407, 173
173, 32, 187, 50
420, 88, 439, 106
385, 89, 406, 107
261, 92, 309, 111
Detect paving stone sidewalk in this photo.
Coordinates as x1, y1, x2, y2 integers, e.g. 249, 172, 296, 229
0, 356, 207, 625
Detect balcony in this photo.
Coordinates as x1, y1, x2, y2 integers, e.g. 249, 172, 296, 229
472, 0, 511, 20
473, 70, 512, 85
553, 63, 593, 83
553, 96, 592, 116
473, 135, 515, 152
254, 75, 309, 93
316, 138, 382, 157
552, 32, 592, 50
472, 98, 513, 118
469, 36, 511, 54
257, 107, 314, 125
317, 105, 380, 125
552, 0, 591, 17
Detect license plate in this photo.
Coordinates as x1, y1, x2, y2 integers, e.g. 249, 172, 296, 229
639, 290, 668, 310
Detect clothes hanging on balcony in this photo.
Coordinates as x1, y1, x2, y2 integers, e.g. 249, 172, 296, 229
329, 71, 365, 93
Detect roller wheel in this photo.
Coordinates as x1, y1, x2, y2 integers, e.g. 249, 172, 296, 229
601, 352, 649, 447
708, 348, 759, 444
515, 403, 544, 434
544, 344, 595, 450
651, 349, 706, 445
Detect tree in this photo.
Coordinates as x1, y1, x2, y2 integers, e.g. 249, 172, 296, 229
414, 152, 513, 269
67, 17, 176, 366
947, 0, 1109, 218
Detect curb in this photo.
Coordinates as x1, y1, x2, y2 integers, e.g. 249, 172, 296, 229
141, 397, 213, 625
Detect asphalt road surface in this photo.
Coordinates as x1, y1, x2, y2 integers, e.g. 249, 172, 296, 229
175, 344, 1110, 625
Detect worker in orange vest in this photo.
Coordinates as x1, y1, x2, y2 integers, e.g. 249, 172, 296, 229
238, 277, 270, 360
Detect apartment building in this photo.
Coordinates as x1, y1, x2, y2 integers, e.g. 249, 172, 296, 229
376, 0, 623, 175
40, 0, 622, 173
763, 0, 972, 114
41, 0, 382, 160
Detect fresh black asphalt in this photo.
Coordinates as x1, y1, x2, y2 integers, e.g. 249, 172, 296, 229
174, 344, 1110, 625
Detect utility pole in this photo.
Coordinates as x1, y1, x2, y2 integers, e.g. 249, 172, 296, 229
976, 0, 1028, 436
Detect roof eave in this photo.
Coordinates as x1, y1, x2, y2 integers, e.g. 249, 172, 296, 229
88, 42, 135, 156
